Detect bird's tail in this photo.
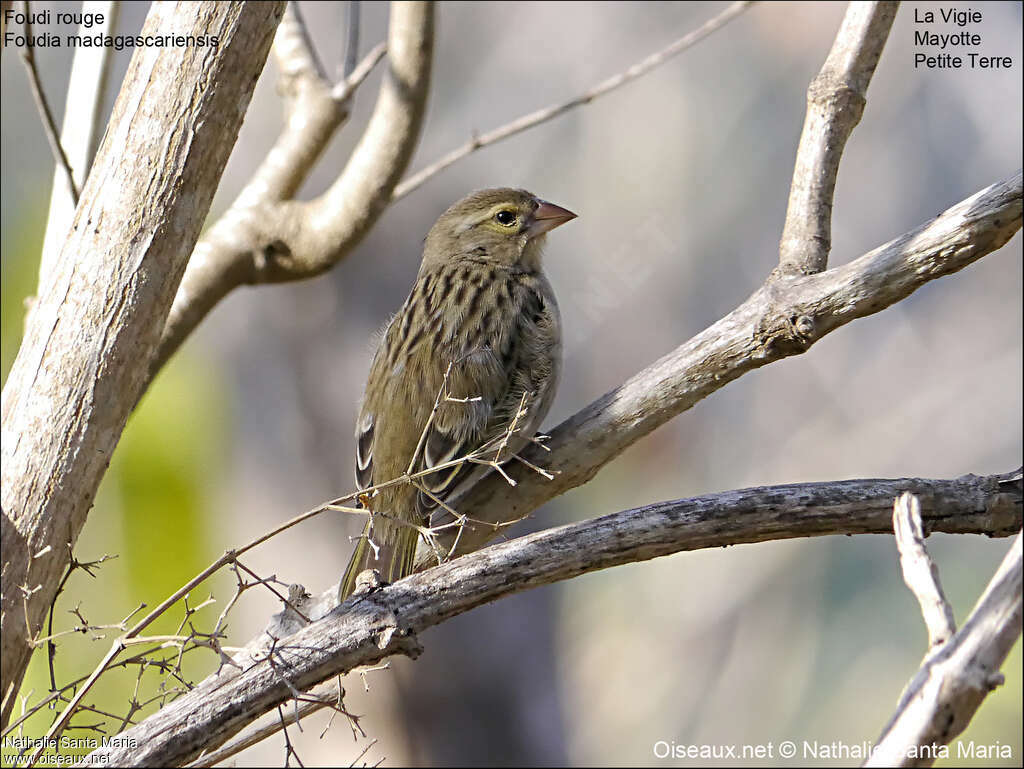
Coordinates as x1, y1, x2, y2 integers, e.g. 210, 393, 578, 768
339, 519, 419, 601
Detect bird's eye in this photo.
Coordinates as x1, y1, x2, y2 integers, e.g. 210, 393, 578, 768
494, 210, 517, 226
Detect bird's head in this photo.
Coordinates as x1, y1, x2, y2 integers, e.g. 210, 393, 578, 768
423, 188, 576, 271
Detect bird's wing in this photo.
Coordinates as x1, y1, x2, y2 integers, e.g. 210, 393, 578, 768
354, 411, 374, 491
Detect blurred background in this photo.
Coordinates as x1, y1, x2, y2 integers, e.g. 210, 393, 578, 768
2, 1, 1021, 766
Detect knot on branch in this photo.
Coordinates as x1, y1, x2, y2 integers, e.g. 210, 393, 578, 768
753, 282, 821, 358
792, 314, 817, 341
806, 77, 866, 116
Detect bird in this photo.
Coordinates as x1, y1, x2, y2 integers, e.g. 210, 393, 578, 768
339, 188, 576, 600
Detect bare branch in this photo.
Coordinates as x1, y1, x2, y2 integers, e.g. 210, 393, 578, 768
152, 1, 434, 381
778, 1, 898, 275
86, 469, 1021, 767
18, 1, 79, 203
894, 492, 956, 648
393, 0, 754, 201
867, 530, 1023, 767
342, 0, 361, 79
0, 1, 286, 730
423, 173, 1023, 564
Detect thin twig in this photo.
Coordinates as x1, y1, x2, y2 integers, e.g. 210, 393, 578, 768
331, 40, 386, 102
277, 704, 305, 767
44, 551, 117, 694
19, 1, 80, 203
342, 0, 360, 79
234, 559, 312, 624
392, 0, 753, 200
349, 738, 379, 768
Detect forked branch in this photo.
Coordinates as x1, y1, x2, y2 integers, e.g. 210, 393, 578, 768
867, 494, 1022, 768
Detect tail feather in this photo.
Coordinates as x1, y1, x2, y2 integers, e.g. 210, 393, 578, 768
339, 521, 419, 601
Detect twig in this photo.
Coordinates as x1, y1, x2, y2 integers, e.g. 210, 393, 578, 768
277, 704, 305, 767
392, 0, 754, 200
778, 1, 897, 275
349, 738, 378, 768
331, 41, 386, 102
1, 641, 194, 739
44, 551, 117, 694
18, 1, 79, 203
234, 559, 312, 624
406, 361, 457, 476
893, 492, 956, 648
342, 0, 360, 79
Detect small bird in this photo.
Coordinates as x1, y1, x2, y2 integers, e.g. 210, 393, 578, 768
339, 188, 576, 599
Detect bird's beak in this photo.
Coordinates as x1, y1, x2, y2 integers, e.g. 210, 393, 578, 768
528, 200, 577, 237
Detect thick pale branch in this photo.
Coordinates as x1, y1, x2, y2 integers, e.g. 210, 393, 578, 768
421, 173, 1022, 564
86, 470, 1022, 766
894, 492, 956, 648
0, 1, 285, 729
150, 5, 357, 380
153, 1, 433, 379
866, 530, 1023, 767
778, 1, 898, 275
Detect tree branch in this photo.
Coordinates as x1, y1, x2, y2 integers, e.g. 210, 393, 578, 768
0, 1, 286, 729
894, 492, 956, 648
778, 1, 898, 275
342, 0, 361, 79
18, 1, 79, 204
421, 172, 1023, 565
867, 528, 1023, 767
85, 469, 1022, 766
151, 1, 433, 381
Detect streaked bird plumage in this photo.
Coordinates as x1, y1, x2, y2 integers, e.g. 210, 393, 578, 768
339, 188, 575, 599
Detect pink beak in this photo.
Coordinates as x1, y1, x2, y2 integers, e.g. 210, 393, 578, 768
528, 199, 577, 237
